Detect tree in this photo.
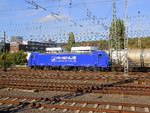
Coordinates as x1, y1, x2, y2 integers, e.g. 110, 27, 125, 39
66, 32, 75, 51
0, 52, 13, 71
0, 51, 27, 71
12, 51, 27, 65
109, 19, 125, 50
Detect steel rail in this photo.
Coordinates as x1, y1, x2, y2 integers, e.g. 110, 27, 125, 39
1, 84, 150, 96
0, 94, 149, 113
1, 79, 150, 90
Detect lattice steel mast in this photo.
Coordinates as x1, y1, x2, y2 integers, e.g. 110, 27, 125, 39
124, 0, 128, 75
109, 0, 117, 66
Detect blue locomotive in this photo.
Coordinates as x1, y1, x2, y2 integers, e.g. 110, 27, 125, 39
28, 49, 109, 70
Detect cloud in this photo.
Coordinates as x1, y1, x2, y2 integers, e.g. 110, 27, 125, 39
37, 14, 68, 23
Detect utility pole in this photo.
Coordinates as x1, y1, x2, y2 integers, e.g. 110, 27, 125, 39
138, 11, 142, 49
4, 31, 6, 53
113, 0, 119, 64
137, 11, 144, 68
3, 31, 7, 72
112, 0, 117, 21
109, 0, 117, 69
124, 0, 128, 75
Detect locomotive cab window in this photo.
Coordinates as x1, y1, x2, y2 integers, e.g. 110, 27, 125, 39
31, 55, 35, 58
98, 54, 102, 58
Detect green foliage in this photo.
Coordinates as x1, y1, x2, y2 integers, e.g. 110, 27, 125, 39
128, 37, 150, 48
0, 51, 27, 69
109, 19, 125, 49
0, 52, 13, 68
75, 40, 108, 50
11, 51, 27, 65
69, 37, 150, 50
66, 32, 75, 51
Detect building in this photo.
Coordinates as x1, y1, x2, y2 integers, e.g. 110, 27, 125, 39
10, 42, 25, 53
10, 40, 56, 53
11, 36, 23, 43
23, 40, 56, 52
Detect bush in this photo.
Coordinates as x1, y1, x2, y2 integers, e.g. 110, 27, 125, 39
11, 51, 27, 65
0, 51, 27, 69
0, 52, 13, 68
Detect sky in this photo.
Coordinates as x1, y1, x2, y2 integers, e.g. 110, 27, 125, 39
0, 0, 150, 43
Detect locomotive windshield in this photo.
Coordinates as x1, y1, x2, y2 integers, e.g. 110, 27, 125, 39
98, 54, 102, 58
31, 55, 35, 58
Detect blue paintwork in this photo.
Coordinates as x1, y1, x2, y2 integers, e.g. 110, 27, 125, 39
28, 51, 109, 68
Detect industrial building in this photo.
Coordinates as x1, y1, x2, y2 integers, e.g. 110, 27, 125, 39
10, 40, 56, 53
11, 36, 23, 43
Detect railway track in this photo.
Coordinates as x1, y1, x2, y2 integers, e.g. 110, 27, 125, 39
0, 69, 150, 112
7, 68, 150, 74
1, 78, 150, 95
0, 69, 150, 95
1, 68, 149, 77
0, 94, 149, 113
0, 70, 149, 84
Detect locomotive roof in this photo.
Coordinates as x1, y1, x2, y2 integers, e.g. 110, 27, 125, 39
40, 50, 105, 55
43, 51, 92, 54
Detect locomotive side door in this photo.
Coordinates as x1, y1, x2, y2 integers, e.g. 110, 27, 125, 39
92, 52, 100, 67
96, 52, 109, 68
97, 53, 103, 67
